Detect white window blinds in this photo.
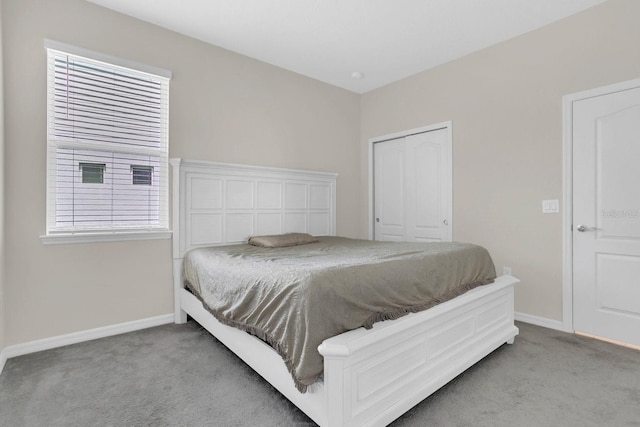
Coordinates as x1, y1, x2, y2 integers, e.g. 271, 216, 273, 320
46, 44, 170, 234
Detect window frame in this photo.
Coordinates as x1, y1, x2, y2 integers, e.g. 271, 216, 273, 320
41, 40, 172, 244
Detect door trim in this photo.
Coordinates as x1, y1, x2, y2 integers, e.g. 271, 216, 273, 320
368, 121, 452, 240
562, 77, 640, 334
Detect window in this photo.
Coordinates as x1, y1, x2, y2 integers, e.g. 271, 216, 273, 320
80, 163, 105, 184
45, 41, 171, 238
131, 165, 153, 186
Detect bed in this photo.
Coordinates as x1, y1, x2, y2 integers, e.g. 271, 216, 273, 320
170, 158, 519, 427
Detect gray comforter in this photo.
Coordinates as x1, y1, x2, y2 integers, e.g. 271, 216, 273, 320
183, 236, 496, 392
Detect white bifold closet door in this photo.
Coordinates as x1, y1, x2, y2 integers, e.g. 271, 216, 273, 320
373, 127, 451, 242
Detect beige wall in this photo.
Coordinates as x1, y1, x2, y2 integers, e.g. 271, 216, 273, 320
3, 0, 637, 347
360, 0, 640, 322
2, 0, 360, 345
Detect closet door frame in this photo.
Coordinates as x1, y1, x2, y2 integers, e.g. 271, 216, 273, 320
368, 121, 453, 241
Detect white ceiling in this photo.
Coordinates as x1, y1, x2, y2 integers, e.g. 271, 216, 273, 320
87, 0, 607, 94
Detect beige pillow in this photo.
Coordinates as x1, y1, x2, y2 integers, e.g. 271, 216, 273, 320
248, 233, 319, 248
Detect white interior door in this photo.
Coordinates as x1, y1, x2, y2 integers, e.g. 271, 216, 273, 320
572, 84, 640, 346
373, 126, 451, 242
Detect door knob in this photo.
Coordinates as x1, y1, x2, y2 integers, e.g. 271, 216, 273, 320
376, 218, 380, 223
576, 225, 593, 232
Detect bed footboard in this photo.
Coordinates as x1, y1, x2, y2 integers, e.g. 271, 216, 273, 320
318, 275, 519, 427
176, 273, 518, 427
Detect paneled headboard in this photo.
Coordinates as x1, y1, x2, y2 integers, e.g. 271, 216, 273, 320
170, 158, 337, 260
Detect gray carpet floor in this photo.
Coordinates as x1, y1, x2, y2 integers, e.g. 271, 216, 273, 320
0, 321, 639, 427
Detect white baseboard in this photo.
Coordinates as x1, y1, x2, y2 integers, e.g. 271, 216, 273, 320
0, 311, 569, 376
2, 313, 174, 360
0, 348, 7, 377
515, 311, 569, 332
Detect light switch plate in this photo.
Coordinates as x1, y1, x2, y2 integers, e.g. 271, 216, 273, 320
542, 199, 560, 213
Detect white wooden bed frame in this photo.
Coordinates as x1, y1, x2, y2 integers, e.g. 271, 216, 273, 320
170, 158, 519, 427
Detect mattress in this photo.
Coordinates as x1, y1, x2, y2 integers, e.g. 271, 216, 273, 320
182, 236, 496, 392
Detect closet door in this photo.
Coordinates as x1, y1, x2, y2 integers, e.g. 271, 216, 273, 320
373, 126, 451, 242
373, 137, 406, 241
405, 129, 450, 241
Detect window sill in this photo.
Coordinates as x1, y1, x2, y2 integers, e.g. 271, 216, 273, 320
40, 230, 172, 245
